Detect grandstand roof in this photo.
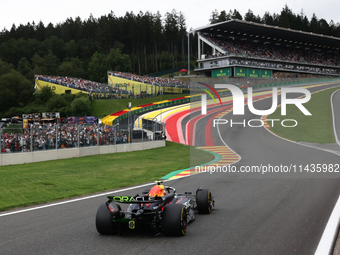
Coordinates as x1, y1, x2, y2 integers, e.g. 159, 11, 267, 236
194, 19, 340, 49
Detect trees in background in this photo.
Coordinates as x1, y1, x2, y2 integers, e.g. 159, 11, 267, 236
0, 9, 192, 81
2, 5, 336, 82
0, 9, 193, 117
209, 5, 340, 37
0, 5, 339, 116
0, 59, 34, 113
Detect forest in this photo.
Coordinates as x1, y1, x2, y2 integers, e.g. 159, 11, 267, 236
0, 5, 339, 116
209, 6, 340, 37
0, 9, 190, 83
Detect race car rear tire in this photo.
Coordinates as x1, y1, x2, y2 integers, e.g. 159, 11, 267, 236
196, 189, 213, 214
163, 204, 187, 236
96, 203, 117, 235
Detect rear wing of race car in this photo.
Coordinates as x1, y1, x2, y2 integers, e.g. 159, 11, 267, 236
107, 195, 163, 203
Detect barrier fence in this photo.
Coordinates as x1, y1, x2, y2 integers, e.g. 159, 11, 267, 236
0, 122, 165, 154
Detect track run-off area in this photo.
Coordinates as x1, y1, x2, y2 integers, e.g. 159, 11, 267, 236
1, 80, 340, 255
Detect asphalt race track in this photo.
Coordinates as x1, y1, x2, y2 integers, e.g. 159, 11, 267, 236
1, 81, 340, 255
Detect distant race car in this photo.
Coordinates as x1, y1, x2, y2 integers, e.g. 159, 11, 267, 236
95, 181, 214, 236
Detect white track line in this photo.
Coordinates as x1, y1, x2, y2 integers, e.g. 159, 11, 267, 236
315, 195, 340, 255
314, 88, 340, 255
331, 89, 340, 147
0, 181, 172, 218
259, 85, 340, 255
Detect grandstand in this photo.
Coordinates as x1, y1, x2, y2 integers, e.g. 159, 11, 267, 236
34, 72, 191, 99
193, 19, 340, 78
34, 75, 123, 99
35, 75, 116, 93
108, 71, 189, 88
107, 71, 190, 95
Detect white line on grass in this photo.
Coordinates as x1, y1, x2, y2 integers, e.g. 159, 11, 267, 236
331, 89, 340, 147
0, 181, 172, 218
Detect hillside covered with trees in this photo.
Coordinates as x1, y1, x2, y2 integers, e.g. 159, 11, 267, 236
0, 5, 339, 116
0, 9, 191, 83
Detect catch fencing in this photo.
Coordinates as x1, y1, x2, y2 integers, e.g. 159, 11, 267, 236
0, 122, 165, 154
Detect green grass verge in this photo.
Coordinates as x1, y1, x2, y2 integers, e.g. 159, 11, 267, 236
268, 86, 340, 143
0, 141, 214, 211
90, 94, 189, 119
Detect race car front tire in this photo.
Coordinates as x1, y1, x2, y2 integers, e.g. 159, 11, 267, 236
96, 203, 117, 235
163, 204, 188, 236
196, 189, 213, 214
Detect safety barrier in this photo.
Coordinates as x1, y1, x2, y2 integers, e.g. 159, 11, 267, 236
0, 140, 165, 166
102, 76, 340, 126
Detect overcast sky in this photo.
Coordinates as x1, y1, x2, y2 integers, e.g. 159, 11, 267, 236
1, 0, 339, 32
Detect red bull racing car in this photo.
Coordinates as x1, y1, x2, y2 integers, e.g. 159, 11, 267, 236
95, 181, 214, 236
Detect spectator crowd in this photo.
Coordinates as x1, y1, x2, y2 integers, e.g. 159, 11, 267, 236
1, 124, 129, 153
35, 75, 118, 94
201, 33, 340, 75
108, 71, 189, 88
35, 72, 190, 99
